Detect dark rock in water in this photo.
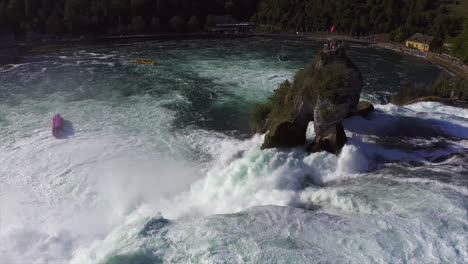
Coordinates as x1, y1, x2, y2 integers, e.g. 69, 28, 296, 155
293, 99, 315, 130
347, 101, 375, 118
312, 94, 349, 154
307, 122, 347, 155
252, 44, 362, 155
313, 46, 363, 110
105, 253, 162, 264
262, 121, 306, 149
261, 98, 315, 149
139, 217, 170, 237
310, 46, 362, 154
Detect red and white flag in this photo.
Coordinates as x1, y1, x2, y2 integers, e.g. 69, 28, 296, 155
330, 25, 335, 32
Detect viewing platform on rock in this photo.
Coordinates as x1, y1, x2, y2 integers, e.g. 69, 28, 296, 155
252, 42, 372, 155
322, 39, 346, 53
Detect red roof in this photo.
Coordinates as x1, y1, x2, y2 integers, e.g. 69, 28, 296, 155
407, 33, 433, 44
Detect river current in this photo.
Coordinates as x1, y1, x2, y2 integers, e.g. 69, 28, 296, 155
0, 38, 466, 264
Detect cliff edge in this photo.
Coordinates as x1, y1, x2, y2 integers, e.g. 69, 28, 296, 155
250, 43, 373, 155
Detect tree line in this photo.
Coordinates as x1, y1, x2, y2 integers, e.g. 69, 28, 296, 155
252, 0, 466, 62
253, 0, 463, 41
0, 0, 466, 62
0, 0, 259, 35
0, 0, 464, 40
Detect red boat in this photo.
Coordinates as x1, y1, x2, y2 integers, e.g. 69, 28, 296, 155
52, 114, 64, 138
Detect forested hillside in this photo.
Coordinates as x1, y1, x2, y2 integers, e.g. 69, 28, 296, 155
253, 0, 463, 41
253, 0, 467, 62
0, 0, 466, 62
0, 0, 259, 35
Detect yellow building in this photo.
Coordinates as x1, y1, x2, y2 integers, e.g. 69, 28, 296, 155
405, 33, 433, 52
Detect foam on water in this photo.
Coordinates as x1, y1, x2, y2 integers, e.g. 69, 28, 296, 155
1, 39, 466, 264
70, 100, 468, 263
0, 92, 203, 263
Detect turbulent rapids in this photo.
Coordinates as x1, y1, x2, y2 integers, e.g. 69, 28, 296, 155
0, 39, 467, 264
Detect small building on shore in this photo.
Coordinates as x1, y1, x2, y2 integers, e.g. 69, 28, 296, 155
405, 33, 433, 52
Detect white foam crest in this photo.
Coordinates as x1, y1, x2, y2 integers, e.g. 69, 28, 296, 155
0, 94, 195, 264
188, 59, 296, 101
299, 171, 468, 217
379, 174, 468, 196
299, 187, 376, 214
405, 101, 468, 119
72, 204, 468, 264
0, 63, 27, 72
342, 103, 467, 165
148, 133, 373, 219
166, 106, 466, 219
3, 40, 467, 264
373, 102, 468, 139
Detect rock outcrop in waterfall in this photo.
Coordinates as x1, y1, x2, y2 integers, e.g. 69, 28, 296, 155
250, 43, 373, 155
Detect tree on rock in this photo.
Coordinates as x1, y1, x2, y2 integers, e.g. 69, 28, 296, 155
252, 42, 365, 155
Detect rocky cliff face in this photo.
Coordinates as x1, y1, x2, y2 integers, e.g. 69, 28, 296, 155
308, 46, 363, 154
252, 44, 371, 155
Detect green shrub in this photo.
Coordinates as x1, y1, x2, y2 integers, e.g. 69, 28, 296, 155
250, 103, 272, 133
251, 48, 361, 136
391, 73, 468, 105
290, 62, 354, 108
313, 64, 354, 104
452, 76, 468, 100
391, 82, 434, 105
268, 80, 295, 120
432, 72, 451, 97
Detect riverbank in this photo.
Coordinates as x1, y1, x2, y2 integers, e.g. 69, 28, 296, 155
371, 41, 468, 78
426, 53, 468, 78
285, 32, 467, 78
2, 37, 466, 264
14, 31, 468, 78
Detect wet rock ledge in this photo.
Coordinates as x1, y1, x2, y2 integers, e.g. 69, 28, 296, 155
250, 44, 374, 155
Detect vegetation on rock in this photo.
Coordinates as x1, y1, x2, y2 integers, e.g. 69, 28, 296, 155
451, 19, 468, 63
391, 73, 468, 105
252, 45, 363, 154
261, 120, 307, 149
249, 103, 272, 134
251, 57, 358, 133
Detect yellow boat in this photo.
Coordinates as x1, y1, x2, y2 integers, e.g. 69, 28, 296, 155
132, 58, 157, 65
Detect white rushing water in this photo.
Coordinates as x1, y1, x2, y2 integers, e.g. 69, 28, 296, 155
0, 39, 466, 264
